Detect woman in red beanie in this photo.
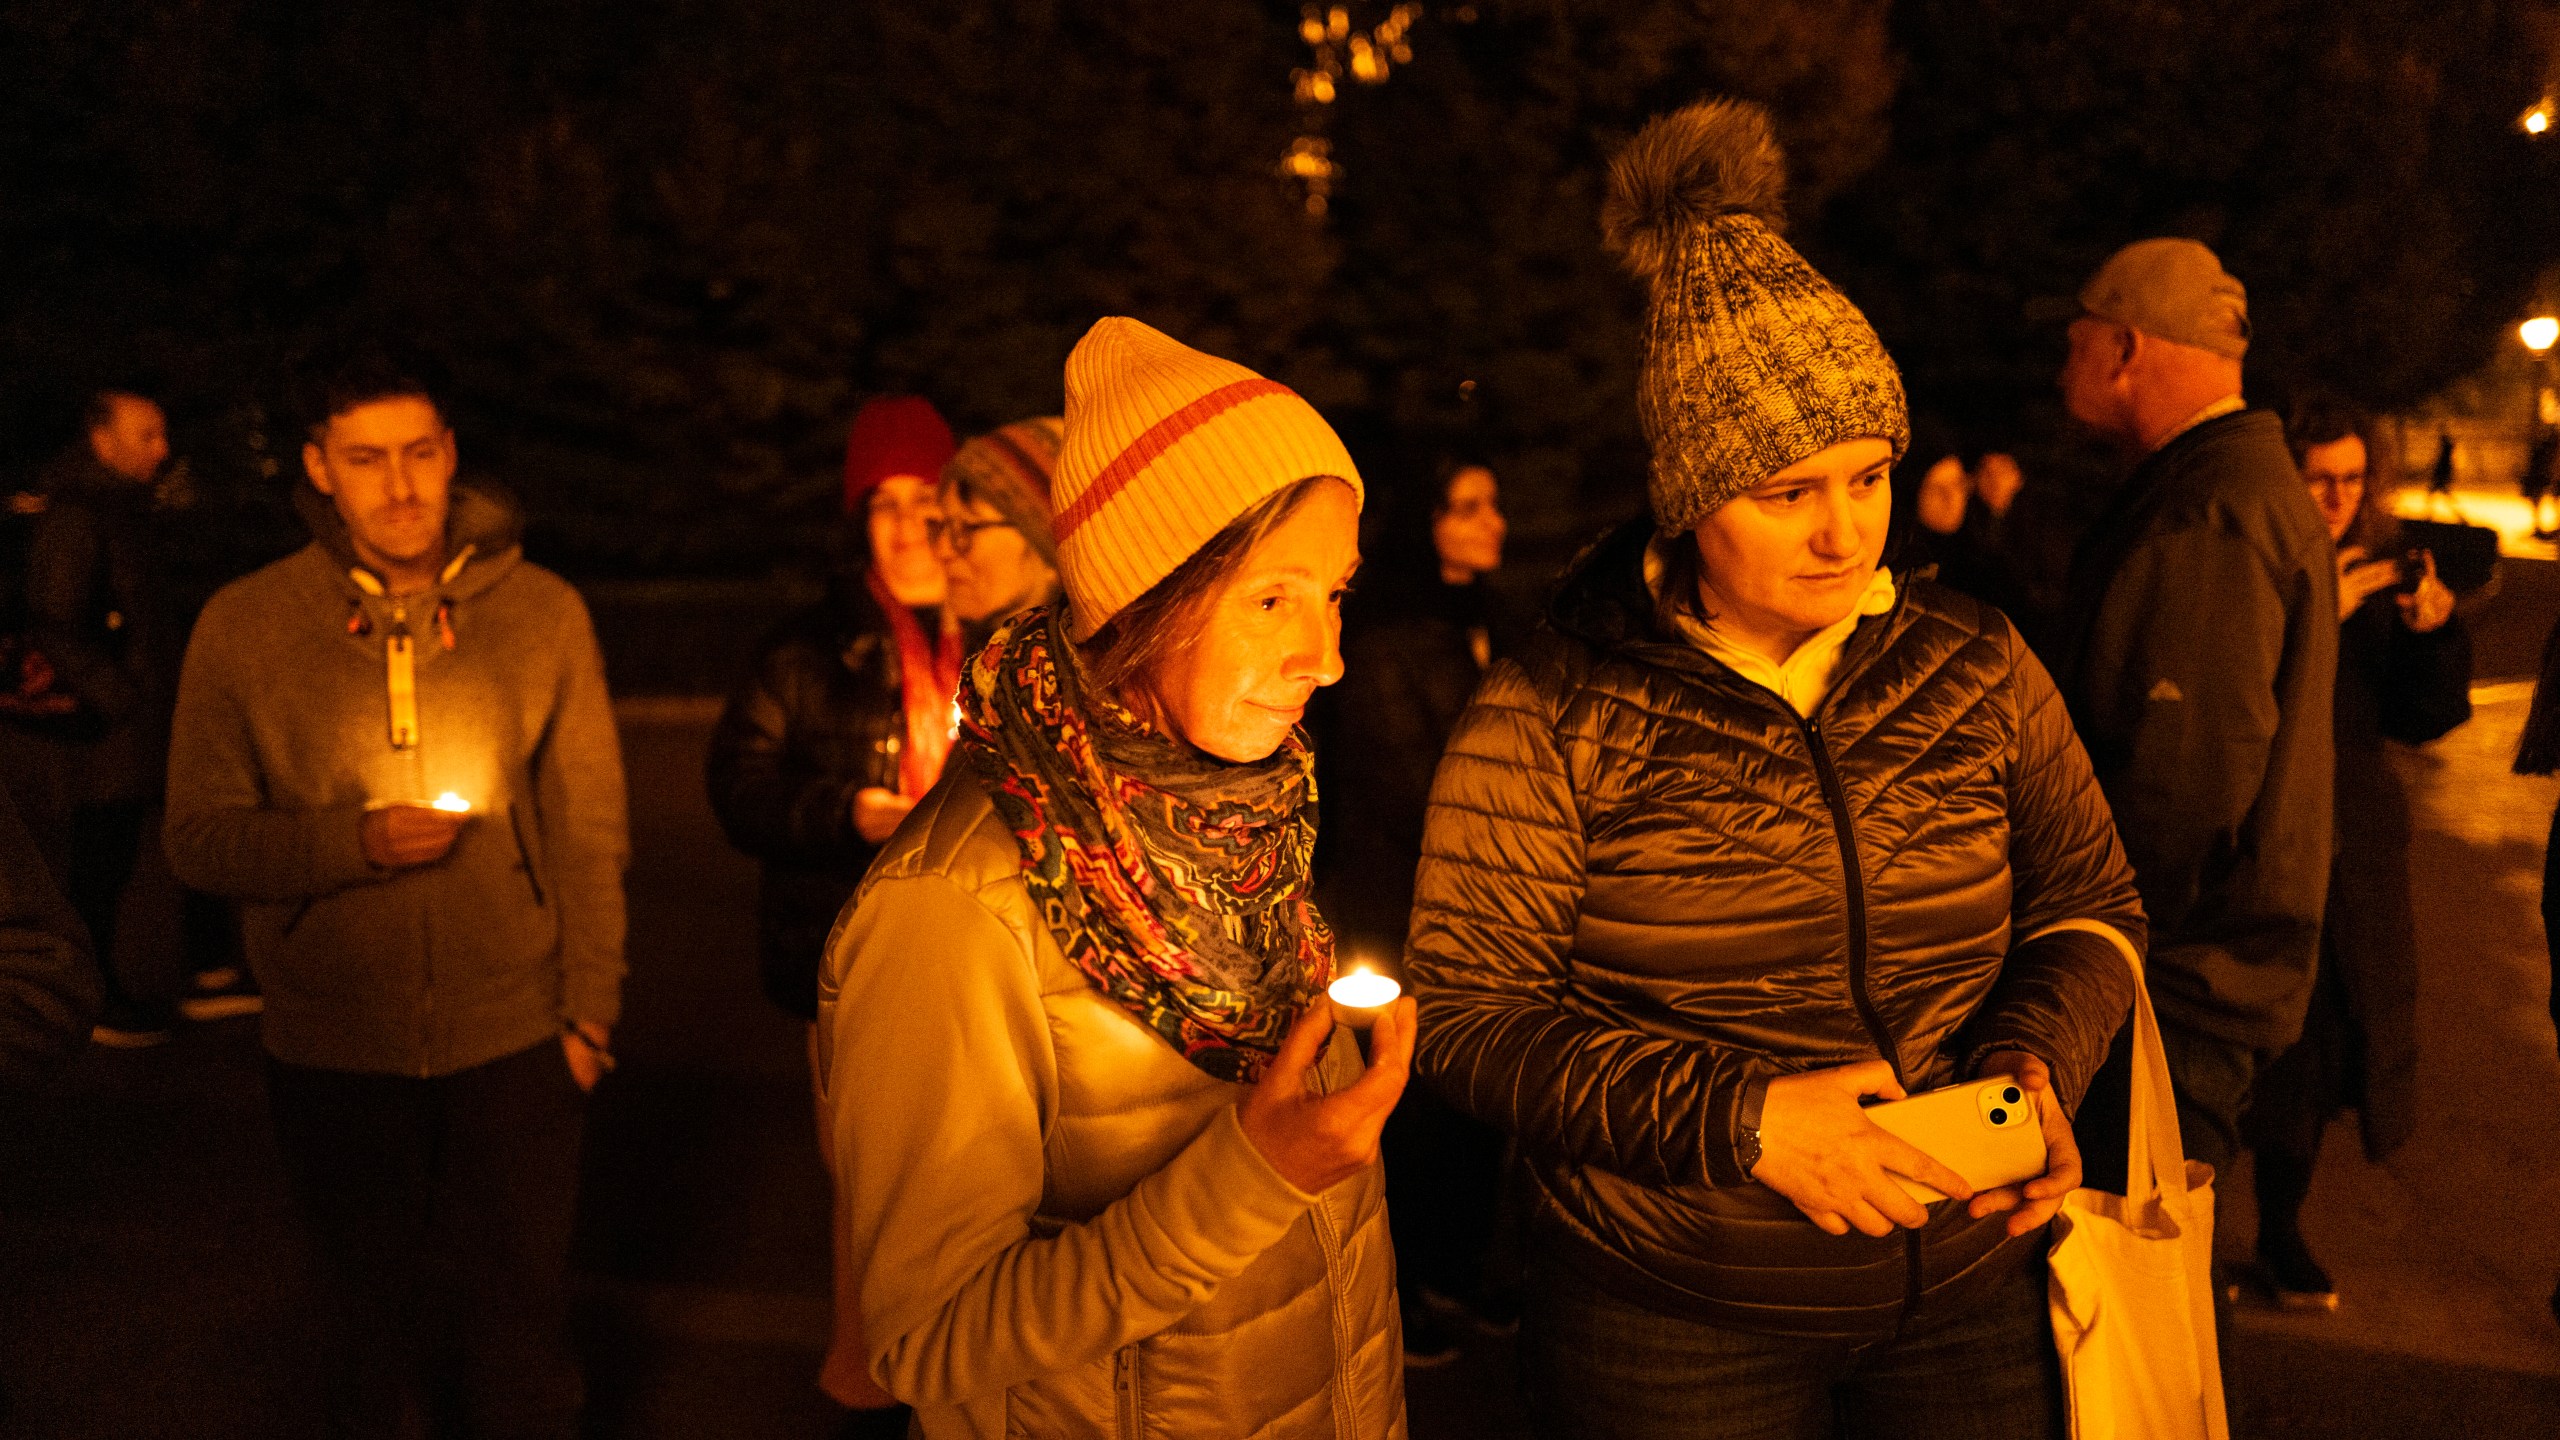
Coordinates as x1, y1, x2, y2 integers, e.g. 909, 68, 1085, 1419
705, 393, 965, 1437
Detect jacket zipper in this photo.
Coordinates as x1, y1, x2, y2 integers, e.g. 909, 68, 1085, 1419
1307, 1195, 1359, 1440
1114, 1346, 1141, 1438
1799, 711, 1926, 1325
1796, 713, 1900, 1085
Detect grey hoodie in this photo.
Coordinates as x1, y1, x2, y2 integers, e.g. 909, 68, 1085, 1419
164, 481, 628, 1077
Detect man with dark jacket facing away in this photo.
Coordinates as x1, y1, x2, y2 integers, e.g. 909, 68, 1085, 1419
2049, 239, 2340, 1191
15, 388, 258, 1045
164, 345, 628, 1438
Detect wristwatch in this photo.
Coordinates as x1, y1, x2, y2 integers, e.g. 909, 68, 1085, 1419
1735, 1074, 1769, 1177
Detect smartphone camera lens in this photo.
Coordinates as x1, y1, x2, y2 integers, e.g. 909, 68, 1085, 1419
1989, 1107, 2009, 1125
2003, 1087, 2022, 1104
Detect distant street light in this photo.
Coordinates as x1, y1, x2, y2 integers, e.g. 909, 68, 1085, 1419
2528, 106, 2553, 135
2524, 316, 2560, 354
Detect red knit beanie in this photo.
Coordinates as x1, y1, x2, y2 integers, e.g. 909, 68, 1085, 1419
843, 395, 957, 515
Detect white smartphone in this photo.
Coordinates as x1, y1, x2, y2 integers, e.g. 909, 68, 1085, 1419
1862, 1077, 2046, 1205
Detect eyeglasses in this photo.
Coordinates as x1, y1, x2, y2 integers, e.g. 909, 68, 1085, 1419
925, 515, 1016, 554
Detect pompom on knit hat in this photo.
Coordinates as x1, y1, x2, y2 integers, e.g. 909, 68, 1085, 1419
942, 416, 1066, 566
1052, 318, 1362, 640
1602, 97, 1908, 533
842, 395, 957, 517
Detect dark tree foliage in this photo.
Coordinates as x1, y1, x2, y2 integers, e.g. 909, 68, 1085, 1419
1827, 0, 2560, 455
1, 0, 2554, 575
1315, 0, 1898, 538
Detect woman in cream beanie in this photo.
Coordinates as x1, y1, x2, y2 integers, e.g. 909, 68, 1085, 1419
1404, 98, 2145, 1436
818, 317, 1413, 1438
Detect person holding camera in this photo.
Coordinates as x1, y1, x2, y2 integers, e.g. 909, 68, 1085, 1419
2237, 396, 2469, 1310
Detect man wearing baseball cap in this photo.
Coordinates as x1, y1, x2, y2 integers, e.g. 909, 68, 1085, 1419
2050, 238, 2339, 1202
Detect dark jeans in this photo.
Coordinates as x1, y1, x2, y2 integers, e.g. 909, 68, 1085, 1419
61, 798, 240, 1007
269, 1040, 589, 1440
63, 798, 149, 1009
1518, 1243, 2061, 1440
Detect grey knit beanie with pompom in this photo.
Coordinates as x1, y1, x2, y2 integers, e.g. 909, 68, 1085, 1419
1603, 97, 1909, 532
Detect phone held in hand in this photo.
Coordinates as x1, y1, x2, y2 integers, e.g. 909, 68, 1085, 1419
1862, 1078, 2045, 1205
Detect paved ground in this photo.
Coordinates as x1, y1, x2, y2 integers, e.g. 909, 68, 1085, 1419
6, 565, 2560, 1438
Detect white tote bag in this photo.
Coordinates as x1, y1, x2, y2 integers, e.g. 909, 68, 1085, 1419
2040, 921, 2229, 1440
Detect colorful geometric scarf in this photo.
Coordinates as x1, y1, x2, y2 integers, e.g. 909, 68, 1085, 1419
954, 606, 1332, 1083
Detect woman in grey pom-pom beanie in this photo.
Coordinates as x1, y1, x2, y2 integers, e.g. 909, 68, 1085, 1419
1400, 97, 2152, 1437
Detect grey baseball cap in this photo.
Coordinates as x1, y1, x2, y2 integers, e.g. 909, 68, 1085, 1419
2031, 238, 2252, 359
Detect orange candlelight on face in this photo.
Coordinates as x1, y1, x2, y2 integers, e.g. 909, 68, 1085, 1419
431, 792, 472, 814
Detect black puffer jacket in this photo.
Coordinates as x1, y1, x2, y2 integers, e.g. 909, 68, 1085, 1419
1408, 522, 2144, 1337
705, 573, 914, 1019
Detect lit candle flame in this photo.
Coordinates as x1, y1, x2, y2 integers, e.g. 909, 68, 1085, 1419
1327, 966, 1400, 1010
431, 792, 472, 814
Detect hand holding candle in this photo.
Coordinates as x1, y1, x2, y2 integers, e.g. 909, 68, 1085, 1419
1237, 986, 1416, 1194
360, 798, 471, 870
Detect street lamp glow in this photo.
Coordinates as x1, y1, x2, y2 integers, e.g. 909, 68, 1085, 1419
2522, 316, 2560, 354
2527, 106, 2552, 136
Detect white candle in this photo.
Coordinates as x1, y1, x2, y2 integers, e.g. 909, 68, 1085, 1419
1327, 967, 1401, 1029
431, 791, 472, 814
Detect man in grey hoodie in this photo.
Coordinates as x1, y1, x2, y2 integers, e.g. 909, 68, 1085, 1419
165, 344, 627, 1439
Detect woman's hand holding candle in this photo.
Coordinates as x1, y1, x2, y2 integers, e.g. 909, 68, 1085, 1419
360, 802, 470, 870
1236, 994, 1416, 1195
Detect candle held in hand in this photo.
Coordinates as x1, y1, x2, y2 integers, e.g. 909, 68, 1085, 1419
1327, 967, 1401, 1029
431, 792, 472, 814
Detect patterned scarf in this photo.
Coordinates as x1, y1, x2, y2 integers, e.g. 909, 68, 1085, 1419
954, 607, 1331, 1083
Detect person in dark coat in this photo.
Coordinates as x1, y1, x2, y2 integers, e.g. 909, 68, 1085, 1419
1314, 447, 1516, 1365
1409, 99, 2141, 1436
703, 394, 960, 1437
2236, 396, 2470, 1310
2048, 239, 2339, 1195
20, 388, 259, 1045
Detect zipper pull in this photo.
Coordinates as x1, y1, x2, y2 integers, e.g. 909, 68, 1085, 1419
386, 607, 419, 750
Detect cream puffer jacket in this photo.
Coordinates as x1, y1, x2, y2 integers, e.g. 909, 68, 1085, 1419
818, 773, 1407, 1440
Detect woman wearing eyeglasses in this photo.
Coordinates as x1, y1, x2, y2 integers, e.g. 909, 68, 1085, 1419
932, 417, 1065, 643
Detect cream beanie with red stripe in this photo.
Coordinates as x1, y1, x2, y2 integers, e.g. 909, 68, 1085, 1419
1052, 318, 1363, 640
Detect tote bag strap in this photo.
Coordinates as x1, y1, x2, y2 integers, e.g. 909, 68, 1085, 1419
2025, 919, 2193, 1209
